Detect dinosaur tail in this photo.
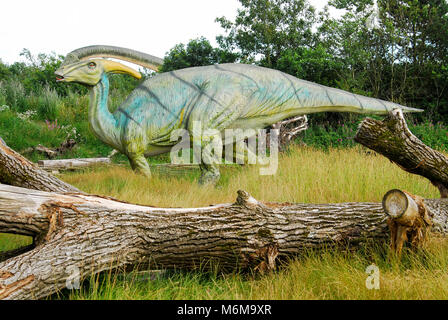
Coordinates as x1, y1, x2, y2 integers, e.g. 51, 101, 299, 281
306, 82, 424, 114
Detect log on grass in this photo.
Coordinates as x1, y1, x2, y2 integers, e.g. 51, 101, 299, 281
38, 157, 111, 170
355, 109, 448, 198
22, 139, 77, 159
0, 138, 80, 193
34, 145, 58, 159
382, 189, 442, 256
1, 183, 448, 300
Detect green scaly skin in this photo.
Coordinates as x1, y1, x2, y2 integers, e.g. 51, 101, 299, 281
55, 46, 423, 184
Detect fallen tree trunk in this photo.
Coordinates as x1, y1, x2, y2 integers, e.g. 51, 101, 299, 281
38, 157, 111, 171
0, 138, 80, 193
1, 183, 447, 300
22, 139, 77, 159
355, 109, 448, 198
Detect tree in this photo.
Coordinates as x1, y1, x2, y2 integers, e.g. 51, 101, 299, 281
321, 0, 448, 121
0, 60, 11, 81
383, 0, 448, 120
160, 37, 238, 72
276, 45, 344, 88
216, 0, 317, 68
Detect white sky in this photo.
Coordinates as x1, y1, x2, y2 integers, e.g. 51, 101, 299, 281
0, 0, 339, 65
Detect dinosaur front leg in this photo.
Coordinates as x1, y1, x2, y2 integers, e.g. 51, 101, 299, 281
198, 162, 220, 185
128, 153, 151, 178
195, 140, 221, 185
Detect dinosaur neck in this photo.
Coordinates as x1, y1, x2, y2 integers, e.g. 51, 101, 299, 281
89, 73, 121, 150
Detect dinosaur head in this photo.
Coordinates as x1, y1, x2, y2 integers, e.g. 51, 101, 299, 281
55, 59, 142, 86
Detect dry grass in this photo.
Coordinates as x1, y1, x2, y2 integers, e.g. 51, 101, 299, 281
68, 238, 448, 300
61, 145, 440, 208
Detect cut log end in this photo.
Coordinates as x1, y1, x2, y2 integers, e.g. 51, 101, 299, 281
382, 189, 419, 223
383, 189, 408, 218
383, 189, 432, 256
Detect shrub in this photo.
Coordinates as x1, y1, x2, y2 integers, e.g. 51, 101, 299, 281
36, 86, 59, 120
297, 116, 448, 152
1, 78, 28, 112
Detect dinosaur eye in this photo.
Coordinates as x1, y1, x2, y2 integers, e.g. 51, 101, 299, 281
88, 62, 96, 69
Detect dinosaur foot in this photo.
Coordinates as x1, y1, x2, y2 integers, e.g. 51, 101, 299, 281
198, 170, 220, 186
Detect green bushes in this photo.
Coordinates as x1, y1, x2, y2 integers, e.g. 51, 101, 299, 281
408, 121, 448, 151
0, 96, 114, 162
0, 79, 28, 112
298, 116, 448, 152
35, 86, 59, 120
0, 80, 60, 120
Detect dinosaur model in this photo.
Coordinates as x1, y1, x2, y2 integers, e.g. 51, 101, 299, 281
55, 45, 422, 184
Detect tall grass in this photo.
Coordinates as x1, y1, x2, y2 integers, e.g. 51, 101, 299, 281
35, 86, 59, 120
0, 79, 28, 112
67, 238, 448, 300
61, 146, 439, 208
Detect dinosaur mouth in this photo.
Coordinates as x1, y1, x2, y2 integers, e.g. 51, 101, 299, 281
55, 75, 65, 82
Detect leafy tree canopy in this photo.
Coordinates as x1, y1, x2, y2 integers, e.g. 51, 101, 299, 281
160, 37, 238, 73
216, 0, 317, 68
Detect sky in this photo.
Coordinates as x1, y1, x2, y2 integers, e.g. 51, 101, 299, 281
0, 0, 339, 65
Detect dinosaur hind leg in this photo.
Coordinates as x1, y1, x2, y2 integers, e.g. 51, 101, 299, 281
128, 154, 151, 178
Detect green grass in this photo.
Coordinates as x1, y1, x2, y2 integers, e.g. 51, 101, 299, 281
64, 238, 448, 300
60, 146, 440, 207
0, 233, 32, 252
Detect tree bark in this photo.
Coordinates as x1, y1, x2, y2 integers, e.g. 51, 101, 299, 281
0, 138, 80, 193
271, 115, 308, 151
354, 109, 448, 198
38, 157, 111, 171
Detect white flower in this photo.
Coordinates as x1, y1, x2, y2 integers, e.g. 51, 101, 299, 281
17, 110, 37, 121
